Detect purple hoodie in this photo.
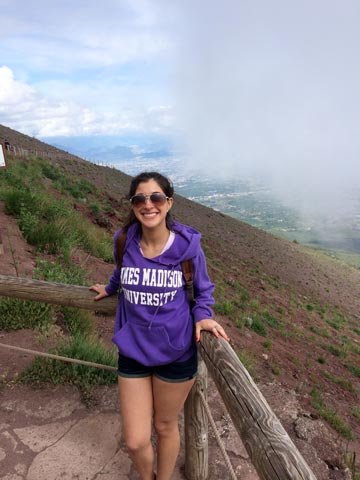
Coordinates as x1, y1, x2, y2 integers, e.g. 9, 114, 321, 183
105, 221, 214, 366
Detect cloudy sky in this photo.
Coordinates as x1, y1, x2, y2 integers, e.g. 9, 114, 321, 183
1, 0, 360, 213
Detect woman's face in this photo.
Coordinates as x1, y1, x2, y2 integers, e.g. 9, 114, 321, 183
131, 178, 173, 231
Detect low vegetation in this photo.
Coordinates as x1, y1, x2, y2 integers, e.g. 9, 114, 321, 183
0, 156, 113, 262
311, 388, 354, 440
0, 144, 359, 469
0, 251, 117, 398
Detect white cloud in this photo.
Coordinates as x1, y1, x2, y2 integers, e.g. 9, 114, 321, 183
1, 0, 171, 73
0, 66, 173, 137
0, 1, 175, 137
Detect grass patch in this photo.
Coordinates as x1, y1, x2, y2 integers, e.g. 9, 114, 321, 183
344, 451, 360, 480
270, 363, 280, 375
59, 307, 94, 337
214, 300, 236, 315
19, 335, 117, 391
233, 283, 250, 302
346, 364, 360, 378
237, 350, 258, 380
35, 257, 87, 284
321, 344, 347, 358
0, 297, 54, 331
322, 372, 356, 393
249, 316, 268, 337
351, 405, 360, 423
352, 406, 360, 420
260, 311, 283, 330
309, 325, 331, 338
326, 313, 347, 331
310, 389, 354, 440
263, 340, 272, 351
305, 303, 325, 316
347, 342, 360, 355
1, 157, 113, 262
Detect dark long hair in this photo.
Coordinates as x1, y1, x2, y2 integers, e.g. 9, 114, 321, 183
115, 172, 174, 265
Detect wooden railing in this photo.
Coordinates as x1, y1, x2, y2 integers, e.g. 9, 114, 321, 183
0, 274, 317, 480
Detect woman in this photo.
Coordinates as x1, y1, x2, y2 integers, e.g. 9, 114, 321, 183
90, 171, 229, 480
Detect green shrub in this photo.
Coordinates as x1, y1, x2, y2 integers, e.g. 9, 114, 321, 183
41, 162, 62, 180
263, 340, 272, 351
59, 307, 93, 337
261, 311, 282, 329
250, 317, 267, 337
89, 202, 100, 213
18, 208, 39, 239
0, 297, 54, 331
3, 189, 39, 216
306, 303, 325, 316
214, 300, 235, 315
35, 258, 85, 283
270, 363, 280, 375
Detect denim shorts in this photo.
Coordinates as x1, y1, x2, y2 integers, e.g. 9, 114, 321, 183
117, 349, 198, 383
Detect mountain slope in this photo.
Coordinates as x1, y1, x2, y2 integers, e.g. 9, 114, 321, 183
1, 124, 359, 477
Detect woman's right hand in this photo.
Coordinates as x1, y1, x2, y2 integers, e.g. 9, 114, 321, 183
89, 283, 109, 301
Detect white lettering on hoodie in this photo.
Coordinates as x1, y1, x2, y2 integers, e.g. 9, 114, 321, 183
122, 288, 177, 306
142, 268, 182, 288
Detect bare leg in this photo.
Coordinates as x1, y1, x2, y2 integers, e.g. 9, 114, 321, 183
118, 376, 154, 480
152, 377, 195, 480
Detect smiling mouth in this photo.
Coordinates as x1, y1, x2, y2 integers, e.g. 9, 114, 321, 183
142, 212, 158, 217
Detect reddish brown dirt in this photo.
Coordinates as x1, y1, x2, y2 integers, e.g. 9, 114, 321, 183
1, 123, 360, 477
0, 201, 358, 479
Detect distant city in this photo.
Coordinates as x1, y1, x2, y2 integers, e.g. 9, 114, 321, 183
106, 156, 360, 264
48, 137, 360, 266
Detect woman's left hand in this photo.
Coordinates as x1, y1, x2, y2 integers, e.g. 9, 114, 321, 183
195, 318, 230, 343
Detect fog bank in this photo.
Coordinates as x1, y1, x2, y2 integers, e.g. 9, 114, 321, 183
169, 0, 360, 218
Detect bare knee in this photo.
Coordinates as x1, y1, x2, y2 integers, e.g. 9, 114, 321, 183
154, 417, 179, 439
124, 433, 151, 456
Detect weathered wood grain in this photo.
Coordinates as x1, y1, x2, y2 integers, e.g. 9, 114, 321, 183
184, 358, 209, 480
199, 333, 317, 480
0, 274, 117, 314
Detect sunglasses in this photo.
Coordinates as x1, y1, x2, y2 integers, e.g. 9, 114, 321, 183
129, 193, 170, 207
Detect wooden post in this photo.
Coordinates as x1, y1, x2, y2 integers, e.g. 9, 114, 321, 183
0, 275, 117, 314
0, 275, 318, 479
184, 357, 208, 480
199, 332, 317, 480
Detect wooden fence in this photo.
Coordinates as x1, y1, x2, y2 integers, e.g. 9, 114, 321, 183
0, 274, 317, 479
5, 144, 116, 169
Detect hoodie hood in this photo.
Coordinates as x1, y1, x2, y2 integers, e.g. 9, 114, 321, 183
125, 220, 202, 266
